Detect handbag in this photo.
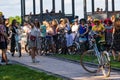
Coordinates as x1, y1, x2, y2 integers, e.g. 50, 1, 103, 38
30, 35, 36, 41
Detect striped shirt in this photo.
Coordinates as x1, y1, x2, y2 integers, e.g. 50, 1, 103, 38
0, 24, 6, 42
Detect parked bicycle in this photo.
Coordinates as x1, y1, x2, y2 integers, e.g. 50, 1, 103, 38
56, 32, 66, 54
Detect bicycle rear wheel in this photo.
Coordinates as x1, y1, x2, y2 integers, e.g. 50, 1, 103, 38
68, 44, 77, 55
80, 50, 99, 73
101, 51, 111, 77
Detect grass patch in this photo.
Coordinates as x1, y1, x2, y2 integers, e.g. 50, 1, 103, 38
53, 54, 120, 69
0, 64, 62, 80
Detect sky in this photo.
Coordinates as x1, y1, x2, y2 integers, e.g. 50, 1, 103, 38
0, 0, 120, 18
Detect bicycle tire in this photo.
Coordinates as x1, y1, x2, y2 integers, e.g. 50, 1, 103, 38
68, 43, 78, 55
80, 50, 98, 73
101, 51, 111, 77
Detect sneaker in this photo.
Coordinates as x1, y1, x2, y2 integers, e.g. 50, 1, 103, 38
11, 53, 14, 57
19, 54, 22, 57
34, 60, 39, 63
32, 59, 35, 63
1, 59, 9, 63
1, 62, 6, 65
32, 59, 39, 63
1, 59, 5, 63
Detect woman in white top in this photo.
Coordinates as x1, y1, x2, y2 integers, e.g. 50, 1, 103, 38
28, 22, 38, 63
71, 19, 79, 41
34, 19, 41, 55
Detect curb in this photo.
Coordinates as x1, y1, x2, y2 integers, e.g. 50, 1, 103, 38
10, 59, 73, 80
0, 57, 72, 80
47, 55, 120, 72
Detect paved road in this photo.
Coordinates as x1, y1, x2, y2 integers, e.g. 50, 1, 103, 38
1, 38, 119, 80
4, 52, 120, 80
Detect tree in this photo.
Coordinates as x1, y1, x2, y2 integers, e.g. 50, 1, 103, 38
15, 16, 21, 24
9, 16, 21, 25
9, 16, 14, 24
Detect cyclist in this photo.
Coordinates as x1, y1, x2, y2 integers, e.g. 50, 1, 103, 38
92, 19, 105, 50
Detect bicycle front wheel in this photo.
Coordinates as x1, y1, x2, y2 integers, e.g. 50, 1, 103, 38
80, 50, 99, 73
101, 51, 111, 77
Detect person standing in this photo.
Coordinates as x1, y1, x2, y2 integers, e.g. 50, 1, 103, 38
104, 19, 113, 46
28, 22, 38, 63
10, 19, 18, 57
71, 19, 79, 41
112, 19, 120, 61
0, 17, 9, 65
40, 21, 47, 55
34, 19, 41, 55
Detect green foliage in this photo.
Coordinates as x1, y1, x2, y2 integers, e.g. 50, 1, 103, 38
9, 16, 21, 25
15, 16, 21, 24
9, 16, 14, 25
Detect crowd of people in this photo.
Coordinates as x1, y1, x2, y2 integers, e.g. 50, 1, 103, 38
0, 11, 120, 64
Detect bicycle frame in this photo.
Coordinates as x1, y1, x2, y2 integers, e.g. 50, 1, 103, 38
92, 40, 102, 65
89, 31, 106, 66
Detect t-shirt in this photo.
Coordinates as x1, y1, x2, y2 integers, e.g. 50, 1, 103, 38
92, 24, 105, 32
92, 24, 105, 40
40, 25, 46, 37
30, 27, 37, 36
23, 25, 31, 34
79, 25, 87, 34
72, 24, 79, 33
